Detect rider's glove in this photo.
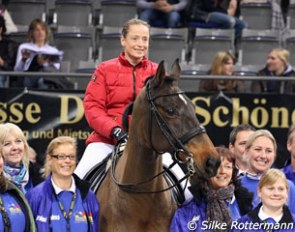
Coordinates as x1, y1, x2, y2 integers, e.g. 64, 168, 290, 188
111, 127, 128, 144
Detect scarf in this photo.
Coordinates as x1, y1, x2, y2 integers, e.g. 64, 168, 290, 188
4, 162, 29, 194
202, 182, 235, 232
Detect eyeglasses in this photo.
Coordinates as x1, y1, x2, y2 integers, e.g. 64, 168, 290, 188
219, 164, 234, 171
50, 154, 76, 161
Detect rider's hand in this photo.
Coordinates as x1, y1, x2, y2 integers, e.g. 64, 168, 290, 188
111, 127, 128, 144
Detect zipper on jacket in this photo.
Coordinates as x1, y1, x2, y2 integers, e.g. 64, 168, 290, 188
132, 66, 137, 101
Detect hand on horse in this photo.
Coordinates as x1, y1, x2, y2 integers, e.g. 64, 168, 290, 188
111, 127, 128, 144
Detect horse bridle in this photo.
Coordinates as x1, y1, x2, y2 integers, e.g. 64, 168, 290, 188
111, 79, 206, 194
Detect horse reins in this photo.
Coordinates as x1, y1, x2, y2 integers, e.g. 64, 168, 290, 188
111, 80, 206, 194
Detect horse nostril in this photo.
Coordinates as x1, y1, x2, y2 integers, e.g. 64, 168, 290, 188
205, 157, 221, 175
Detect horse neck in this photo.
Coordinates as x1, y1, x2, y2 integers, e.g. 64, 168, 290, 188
116, 138, 166, 191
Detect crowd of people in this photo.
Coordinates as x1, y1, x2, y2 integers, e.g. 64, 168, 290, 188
0, 0, 294, 92
0, 1, 295, 231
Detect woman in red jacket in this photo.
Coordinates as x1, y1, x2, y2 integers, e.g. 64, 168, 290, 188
75, 18, 158, 178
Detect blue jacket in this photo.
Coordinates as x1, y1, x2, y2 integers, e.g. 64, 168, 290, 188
26, 174, 99, 232
230, 204, 295, 232
282, 164, 295, 186
4, 181, 36, 232
170, 195, 244, 232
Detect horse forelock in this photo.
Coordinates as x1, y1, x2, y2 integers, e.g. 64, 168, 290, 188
145, 75, 177, 90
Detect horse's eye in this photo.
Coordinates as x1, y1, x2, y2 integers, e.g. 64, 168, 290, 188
166, 107, 175, 116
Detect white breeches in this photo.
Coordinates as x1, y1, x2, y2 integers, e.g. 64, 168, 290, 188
74, 142, 114, 179
75, 143, 193, 202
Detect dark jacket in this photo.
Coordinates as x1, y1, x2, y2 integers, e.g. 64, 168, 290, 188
252, 64, 295, 93
186, 0, 229, 22
29, 161, 44, 187
230, 203, 295, 232
0, 36, 17, 71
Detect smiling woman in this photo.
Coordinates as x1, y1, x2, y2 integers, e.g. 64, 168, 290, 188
74, 18, 158, 180
26, 136, 100, 232
170, 147, 253, 232
0, 122, 44, 194
231, 169, 295, 232
240, 129, 295, 213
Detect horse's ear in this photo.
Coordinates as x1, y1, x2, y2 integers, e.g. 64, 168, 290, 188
154, 60, 166, 86
170, 58, 180, 81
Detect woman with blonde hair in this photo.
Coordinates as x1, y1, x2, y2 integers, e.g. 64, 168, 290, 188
231, 169, 295, 232
252, 48, 295, 93
14, 18, 62, 88
199, 51, 245, 92
0, 149, 36, 231
26, 136, 99, 232
0, 123, 43, 194
240, 129, 295, 213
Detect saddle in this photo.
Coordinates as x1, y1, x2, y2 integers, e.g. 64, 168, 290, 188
83, 150, 186, 206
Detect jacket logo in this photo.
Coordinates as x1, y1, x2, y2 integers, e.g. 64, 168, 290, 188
91, 74, 97, 81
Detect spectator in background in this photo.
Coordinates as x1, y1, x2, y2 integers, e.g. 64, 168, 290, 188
231, 169, 295, 232
0, 15, 17, 87
282, 123, 295, 185
14, 19, 62, 89
28, 146, 37, 164
170, 147, 253, 232
0, 149, 36, 232
26, 136, 99, 232
0, 123, 44, 194
0, 4, 18, 34
229, 124, 256, 177
199, 51, 245, 92
137, 0, 187, 28
251, 48, 295, 94
240, 129, 295, 213
186, 0, 247, 38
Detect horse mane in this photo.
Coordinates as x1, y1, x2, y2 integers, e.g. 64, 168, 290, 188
122, 102, 133, 132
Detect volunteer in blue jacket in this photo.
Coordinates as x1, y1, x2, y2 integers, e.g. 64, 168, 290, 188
0, 147, 36, 232
240, 129, 295, 213
231, 169, 295, 232
170, 147, 253, 232
26, 136, 99, 232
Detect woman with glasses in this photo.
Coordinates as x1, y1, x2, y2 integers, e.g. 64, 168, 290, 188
170, 147, 253, 232
26, 136, 99, 232
0, 123, 44, 194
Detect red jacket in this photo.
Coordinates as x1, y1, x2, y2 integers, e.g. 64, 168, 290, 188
84, 52, 158, 145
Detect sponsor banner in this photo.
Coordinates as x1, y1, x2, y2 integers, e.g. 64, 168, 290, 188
1, 89, 294, 167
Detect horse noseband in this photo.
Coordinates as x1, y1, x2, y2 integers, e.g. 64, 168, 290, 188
179, 126, 206, 144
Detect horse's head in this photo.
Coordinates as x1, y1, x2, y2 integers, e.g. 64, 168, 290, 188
131, 59, 220, 179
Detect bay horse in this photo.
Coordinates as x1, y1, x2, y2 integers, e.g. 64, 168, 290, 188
96, 59, 220, 231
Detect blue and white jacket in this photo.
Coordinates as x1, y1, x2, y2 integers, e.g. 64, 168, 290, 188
26, 174, 99, 232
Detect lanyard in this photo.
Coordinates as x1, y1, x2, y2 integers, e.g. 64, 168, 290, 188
54, 191, 76, 232
0, 194, 11, 232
